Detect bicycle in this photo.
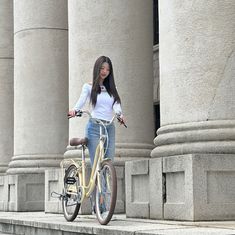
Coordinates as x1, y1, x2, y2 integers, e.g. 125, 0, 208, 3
54, 110, 126, 225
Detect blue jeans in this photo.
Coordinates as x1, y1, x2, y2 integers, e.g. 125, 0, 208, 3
85, 118, 115, 166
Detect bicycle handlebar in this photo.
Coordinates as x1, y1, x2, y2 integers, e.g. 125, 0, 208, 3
68, 110, 127, 128
116, 115, 127, 128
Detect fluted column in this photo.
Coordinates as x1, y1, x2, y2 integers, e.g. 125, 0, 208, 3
7, 0, 68, 174
0, 0, 13, 174
152, 0, 235, 220
67, 0, 154, 161
152, 0, 235, 158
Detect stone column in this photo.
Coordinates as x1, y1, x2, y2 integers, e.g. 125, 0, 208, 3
67, 0, 154, 160
65, 0, 154, 213
152, 0, 235, 220
6, 0, 68, 211
0, 0, 13, 174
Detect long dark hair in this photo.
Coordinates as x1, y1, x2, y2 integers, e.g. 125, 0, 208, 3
90, 56, 121, 107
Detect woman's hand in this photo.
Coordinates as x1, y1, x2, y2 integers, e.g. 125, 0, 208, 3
117, 114, 127, 128
120, 114, 126, 123
68, 110, 76, 117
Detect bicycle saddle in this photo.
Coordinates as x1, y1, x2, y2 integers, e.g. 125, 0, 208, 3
70, 137, 88, 146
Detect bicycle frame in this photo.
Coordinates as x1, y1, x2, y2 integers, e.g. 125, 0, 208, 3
62, 112, 115, 204
82, 133, 105, 198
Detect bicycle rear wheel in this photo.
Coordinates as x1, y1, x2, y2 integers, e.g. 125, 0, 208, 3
95, 159, 117, 225
62, 164, 81, 221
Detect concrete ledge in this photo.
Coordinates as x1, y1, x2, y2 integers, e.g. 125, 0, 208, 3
0, 212, 235, 235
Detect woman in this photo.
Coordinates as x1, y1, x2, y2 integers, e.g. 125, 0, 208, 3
68, 56, 125, 165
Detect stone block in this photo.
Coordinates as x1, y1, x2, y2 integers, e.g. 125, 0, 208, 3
45, 168, 63, 214
115, 165, 125, 213
7, 175, 16, 211
149, 158, 163, 219
163, 154, 235, 221
0, 174, 45, 212
125, 158, 163, 219
163, 155, 194, 220
0, 175, 8, 211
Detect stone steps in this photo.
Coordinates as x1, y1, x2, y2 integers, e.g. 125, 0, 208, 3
0, 212, 235, 235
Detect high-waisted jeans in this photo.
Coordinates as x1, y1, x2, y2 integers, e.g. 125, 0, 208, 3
85, 118, 115, 166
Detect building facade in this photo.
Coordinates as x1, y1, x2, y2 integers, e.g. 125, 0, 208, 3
0, 0, 235, 221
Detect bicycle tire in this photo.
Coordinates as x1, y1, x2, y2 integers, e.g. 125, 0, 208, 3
95, 159, 117, 225
62, 164, 81, 221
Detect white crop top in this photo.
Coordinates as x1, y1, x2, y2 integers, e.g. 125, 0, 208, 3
73, 83, 122, 121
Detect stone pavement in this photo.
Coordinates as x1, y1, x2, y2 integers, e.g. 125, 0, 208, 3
0, 212, 235, 235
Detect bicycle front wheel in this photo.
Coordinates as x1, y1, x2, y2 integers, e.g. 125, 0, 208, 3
62, 164, 81, 221
95, 159, 117, 225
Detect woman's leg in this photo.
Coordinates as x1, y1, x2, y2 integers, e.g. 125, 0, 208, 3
97, 123, 115, 213
85, 119, 100, 213
85, 120, 100, 166
104, 123, 115, 161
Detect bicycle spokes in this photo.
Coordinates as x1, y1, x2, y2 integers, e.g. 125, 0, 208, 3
98, 168, 112, 211
62, 165, 81, 221
95, 160, 117, 225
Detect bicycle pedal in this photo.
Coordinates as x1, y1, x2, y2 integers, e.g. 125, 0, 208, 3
51, 191, 63, 199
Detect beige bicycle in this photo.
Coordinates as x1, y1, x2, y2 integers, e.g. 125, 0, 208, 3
60, 110, 126, 225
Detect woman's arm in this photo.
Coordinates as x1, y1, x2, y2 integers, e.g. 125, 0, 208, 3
68, 83, 90, 116
113, 102, 122, 115
73, 83, 90, 111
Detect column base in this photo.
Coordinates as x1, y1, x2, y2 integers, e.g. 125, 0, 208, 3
0, 165, 8, 175
163, 154, 235, 221
125, 154, 235, 221
0, 173, 44, 211
7, 154, 64, 174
